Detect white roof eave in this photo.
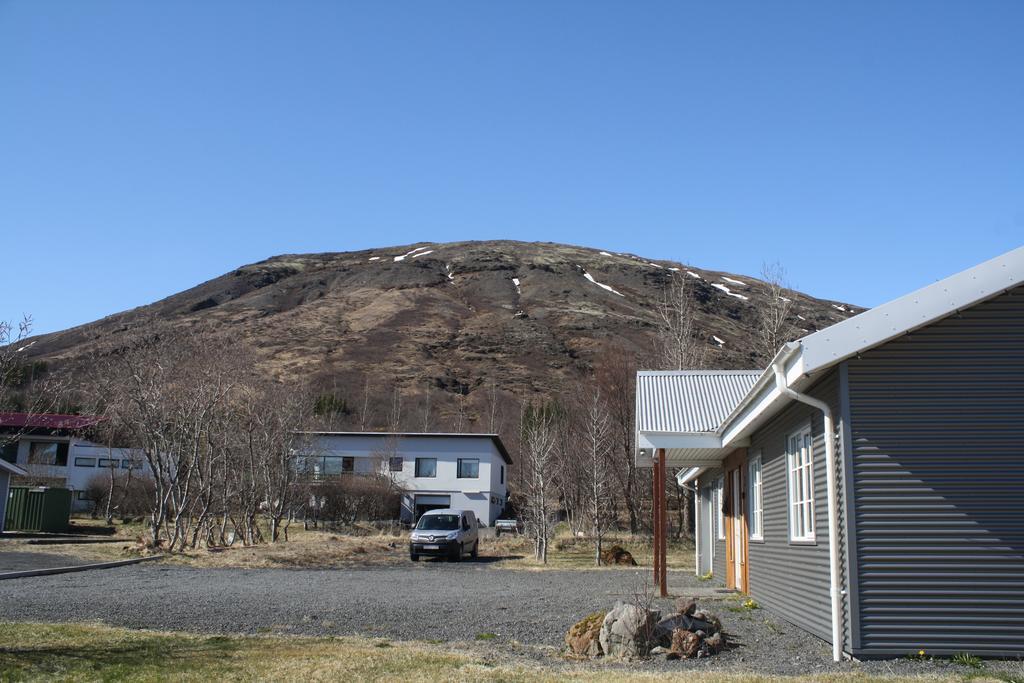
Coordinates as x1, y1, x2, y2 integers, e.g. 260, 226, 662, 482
800, 246, 1024, 375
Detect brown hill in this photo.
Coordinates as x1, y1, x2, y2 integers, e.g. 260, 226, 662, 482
23, 240, 861, 405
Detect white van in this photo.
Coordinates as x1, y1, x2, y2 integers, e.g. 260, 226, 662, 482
409, 509, 479, 562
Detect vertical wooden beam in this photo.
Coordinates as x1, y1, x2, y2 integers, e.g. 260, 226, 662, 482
652, 449, 661, 591
657, 448, 668, 597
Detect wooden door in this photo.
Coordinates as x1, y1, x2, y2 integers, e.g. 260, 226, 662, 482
722, 450, 750, 593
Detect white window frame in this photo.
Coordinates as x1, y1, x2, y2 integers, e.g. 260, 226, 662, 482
715, 476, 725, 540
748, 453, 764, 541
787, 425, 815, 543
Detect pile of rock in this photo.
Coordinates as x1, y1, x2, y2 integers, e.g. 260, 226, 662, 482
599, 545, 637, 566
565, 597, 726, 661
650, 598, 725, 660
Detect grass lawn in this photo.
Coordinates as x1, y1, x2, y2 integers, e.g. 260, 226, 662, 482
0, 622, 975, 683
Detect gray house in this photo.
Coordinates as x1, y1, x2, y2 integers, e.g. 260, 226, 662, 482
637, 246, 1024, 660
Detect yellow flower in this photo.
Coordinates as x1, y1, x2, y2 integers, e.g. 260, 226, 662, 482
918, 650, 925, 656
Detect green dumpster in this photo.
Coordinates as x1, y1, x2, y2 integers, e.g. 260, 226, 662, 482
4, 487, 72, 533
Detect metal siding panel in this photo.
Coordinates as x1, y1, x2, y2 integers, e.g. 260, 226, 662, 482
849, 286, 1024, 656
746, 370, 840, 644
838, 361, 862, 652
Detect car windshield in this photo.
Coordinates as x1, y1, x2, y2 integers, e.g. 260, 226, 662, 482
416, 514, 460, 531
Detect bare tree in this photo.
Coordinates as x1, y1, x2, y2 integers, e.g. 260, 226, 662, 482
0, 315, 67, 448
655, 274, 706, 370
757, 261, 798, 361
95, 327, 241, 550
386, 385, 403, 432
237, 382, 313, 543
482, 378, 502, 433
358, 377, 373, 431
417, 389, 433, 432
452, 391, 468, 432
577, 387, 614, 565
0, 316, 34, 412
520, 401, 559, 563
595, 348, 642, 534
553, 399, 586, 538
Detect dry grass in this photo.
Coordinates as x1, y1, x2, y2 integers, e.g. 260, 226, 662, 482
0, 622, 969, 683
162, 529, 409, 569
11, 517, 695, 572
488, 532, 695, 572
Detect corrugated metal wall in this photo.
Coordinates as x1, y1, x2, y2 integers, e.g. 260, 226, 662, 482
847, 285, 1024, 657
0, 471, 8, 532
746, 370, 842, 645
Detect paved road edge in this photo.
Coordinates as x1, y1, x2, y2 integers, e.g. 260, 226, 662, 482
0, 555, 164, 580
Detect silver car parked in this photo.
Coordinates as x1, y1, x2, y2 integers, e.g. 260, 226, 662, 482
409, 509, 479, 562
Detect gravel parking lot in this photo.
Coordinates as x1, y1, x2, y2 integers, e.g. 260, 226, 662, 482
0, 561, 1006, 677
0, 550, 87, 573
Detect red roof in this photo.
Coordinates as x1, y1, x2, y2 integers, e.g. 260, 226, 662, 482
0, 413, 105, 430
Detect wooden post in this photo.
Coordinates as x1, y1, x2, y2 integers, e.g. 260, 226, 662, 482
652, 449, 661, 592
657, 448, 668, 596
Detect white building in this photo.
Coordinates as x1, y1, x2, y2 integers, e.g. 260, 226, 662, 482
300, 432, 511, 526
0, 413, 149, 512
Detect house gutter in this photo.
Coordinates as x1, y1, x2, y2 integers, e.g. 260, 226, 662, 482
771, 359, 845, 663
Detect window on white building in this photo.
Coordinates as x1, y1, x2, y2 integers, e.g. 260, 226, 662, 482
28, 441, 68, 467
415, 458, 437, 478
74, 457, 96, 468
716, 476, 725, 540
748, 454, 763, 540
457, 458, 479, 479
389, 457, 403, 472
787, 426, 815, 542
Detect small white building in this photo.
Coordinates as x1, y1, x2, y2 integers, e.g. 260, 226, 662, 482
0, 413, 149, 512
300, 432, 511, 526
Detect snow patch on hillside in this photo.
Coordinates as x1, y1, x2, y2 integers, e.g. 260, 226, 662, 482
722, 276, 747, 287
579, 268, 624, 297
712, 335, 725, 347
711, 283, 749, 300
394, 246, 431, 262
512, 277, 521, 294
686, 271, 702, 280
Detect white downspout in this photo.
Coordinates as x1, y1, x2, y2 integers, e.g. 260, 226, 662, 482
693, 484, 701, 576
772, 360, 845, 663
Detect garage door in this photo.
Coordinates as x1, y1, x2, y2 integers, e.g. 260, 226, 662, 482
414, 495, 451, 521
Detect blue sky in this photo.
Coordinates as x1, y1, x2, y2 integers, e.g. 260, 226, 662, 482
2, 1, 1021, 336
